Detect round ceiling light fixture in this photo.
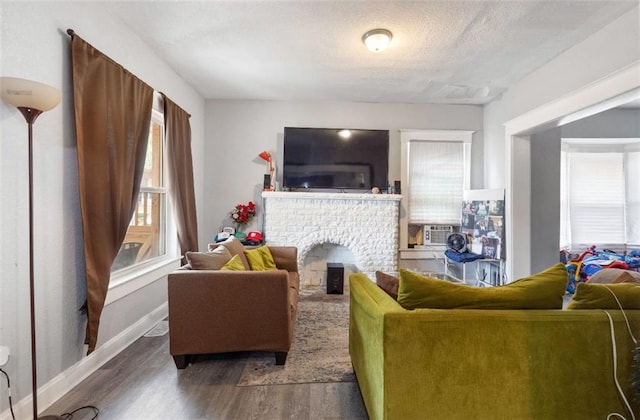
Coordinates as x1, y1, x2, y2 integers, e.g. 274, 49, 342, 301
362, 28, 393, 52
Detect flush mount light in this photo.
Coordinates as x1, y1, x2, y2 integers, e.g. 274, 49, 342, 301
362, 28, 393, 52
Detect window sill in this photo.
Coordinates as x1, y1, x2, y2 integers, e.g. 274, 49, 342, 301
106, 256, 182, 306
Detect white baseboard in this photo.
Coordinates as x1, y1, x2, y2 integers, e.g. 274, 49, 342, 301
1, 303, 168, 420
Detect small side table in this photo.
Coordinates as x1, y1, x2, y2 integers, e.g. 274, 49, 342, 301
475, 259, 505, 287
444, 257, 505, 286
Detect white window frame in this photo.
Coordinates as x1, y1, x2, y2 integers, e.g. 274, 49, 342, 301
106, 93, 180, 305
560, 137, 640, 252
400, 130, 474, 252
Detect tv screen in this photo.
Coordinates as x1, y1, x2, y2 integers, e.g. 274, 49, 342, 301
283, 127, 389, 190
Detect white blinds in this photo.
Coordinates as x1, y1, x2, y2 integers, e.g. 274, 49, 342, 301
408, 141, 463, 224
567, 152, 625, 245
559, 143, 640, 249
626, 151, 640, 245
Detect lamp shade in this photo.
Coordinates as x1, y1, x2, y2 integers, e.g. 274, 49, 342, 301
362, 29, 393, 52
0, 77, 61, 112
258, 151, 272, 162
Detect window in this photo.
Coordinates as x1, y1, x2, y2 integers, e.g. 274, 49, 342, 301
111, 110, 167, 272
560, 138, 640, 250
408, 141, 467, 224
400, 130, 473, 248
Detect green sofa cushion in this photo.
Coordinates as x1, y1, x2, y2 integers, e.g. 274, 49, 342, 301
215, 236, 251, 269
244, 245, 277, 271
567, 281, 640, 309
397, 263, 568, 310
220, 254, 246, 271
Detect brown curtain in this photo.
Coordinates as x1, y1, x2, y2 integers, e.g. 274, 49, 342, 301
70, 34, 153, 354
161, 94, 198, 262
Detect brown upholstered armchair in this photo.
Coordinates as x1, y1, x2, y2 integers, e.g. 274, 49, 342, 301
167, 245, 299, 368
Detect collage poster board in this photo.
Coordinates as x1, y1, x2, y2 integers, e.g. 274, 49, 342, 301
461, 189, 505, 259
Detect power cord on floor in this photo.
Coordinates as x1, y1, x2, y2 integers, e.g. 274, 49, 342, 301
1, 367, 99, 420
60, 405, 100, 419
0, 368, 16, 420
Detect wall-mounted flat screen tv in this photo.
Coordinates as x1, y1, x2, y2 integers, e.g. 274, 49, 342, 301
283, 127, 389, 190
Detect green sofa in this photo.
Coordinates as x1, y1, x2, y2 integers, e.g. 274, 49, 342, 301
349, 273, 640, 420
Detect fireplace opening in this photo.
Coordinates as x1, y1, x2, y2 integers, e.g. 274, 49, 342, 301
302, 244, 357, 289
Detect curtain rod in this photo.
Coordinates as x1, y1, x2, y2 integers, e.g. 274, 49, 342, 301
67, 28, 75, 38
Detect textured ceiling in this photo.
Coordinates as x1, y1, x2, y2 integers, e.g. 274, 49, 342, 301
107, 1, 637, 105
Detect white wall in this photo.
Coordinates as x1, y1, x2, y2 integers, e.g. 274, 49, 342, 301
0, 2, 205, 416
530, 128, 562, 273
202, 100, 484, 245
562, 108, 640, 138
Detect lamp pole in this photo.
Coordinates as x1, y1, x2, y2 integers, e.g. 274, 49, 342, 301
1, 77, 62, 420
24, 107, 43, 420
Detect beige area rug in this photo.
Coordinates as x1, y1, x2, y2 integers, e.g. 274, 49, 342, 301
237, 287, 355, 386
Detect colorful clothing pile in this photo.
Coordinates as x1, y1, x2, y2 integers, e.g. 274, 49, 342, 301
562, 246, 640, 293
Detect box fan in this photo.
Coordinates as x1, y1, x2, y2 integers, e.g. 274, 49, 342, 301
446, 232, 468, 253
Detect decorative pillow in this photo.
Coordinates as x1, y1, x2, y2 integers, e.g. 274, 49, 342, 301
397, 263, 568, 310
375, 271, 399, 300
216, 236, 250, 270
244, 246, 277, 271
220, 254, 246, 271
185, 247, 232, 270
588, 268, 640, 284
216, 235, 244, 255
614, 271, 640, 284
567, 281, 640, 309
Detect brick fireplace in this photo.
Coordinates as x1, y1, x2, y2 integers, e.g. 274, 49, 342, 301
262, 191, 401, 287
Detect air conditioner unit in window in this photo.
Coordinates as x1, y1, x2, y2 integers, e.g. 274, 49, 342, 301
423, 225, 455, 245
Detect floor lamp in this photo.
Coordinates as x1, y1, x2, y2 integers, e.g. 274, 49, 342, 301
0, 77, 63, 420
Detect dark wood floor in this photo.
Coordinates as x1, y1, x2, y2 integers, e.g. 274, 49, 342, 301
42, 334, 368, 420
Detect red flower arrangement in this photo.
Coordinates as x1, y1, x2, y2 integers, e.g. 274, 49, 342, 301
230, 201, 256, 228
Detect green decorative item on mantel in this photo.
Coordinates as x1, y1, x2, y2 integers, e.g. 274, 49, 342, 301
230, 200, 256, 234
234, 231, 248, 242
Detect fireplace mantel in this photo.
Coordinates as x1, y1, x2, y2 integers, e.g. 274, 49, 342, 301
262, 191, 402, 202
262, 191, 401, 286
